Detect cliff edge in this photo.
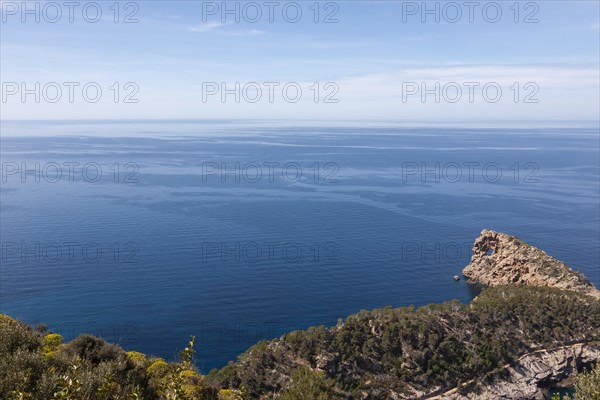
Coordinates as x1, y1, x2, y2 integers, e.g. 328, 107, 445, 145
463, 229, 600, 299
435, 343, 600, 400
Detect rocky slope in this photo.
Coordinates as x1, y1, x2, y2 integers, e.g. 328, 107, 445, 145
436, 343, 600, 400
463, 229, 600, 299
211, 288, 600, 399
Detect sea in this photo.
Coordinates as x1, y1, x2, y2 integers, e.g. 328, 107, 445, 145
1, 120, 598, 372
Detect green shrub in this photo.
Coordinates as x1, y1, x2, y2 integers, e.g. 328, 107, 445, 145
279, 368, 342, 400
558, 362, 600, 400
573, 362, 600, 400
43, 334, 64, 359
126, 351, 149, 367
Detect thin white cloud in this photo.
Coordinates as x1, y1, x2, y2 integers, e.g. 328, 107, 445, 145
308, 41, 376, 49
187, 22, 264, 36
187, 22, 226, 33
337, 64, 600, 98
224, 29, 265, 37
590, 22, 600, 30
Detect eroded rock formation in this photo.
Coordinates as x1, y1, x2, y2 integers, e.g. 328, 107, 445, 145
440, 343, 600, 400
463, 229, 600, 299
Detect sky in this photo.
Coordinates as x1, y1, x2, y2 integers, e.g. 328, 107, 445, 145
0, 0, 599, 121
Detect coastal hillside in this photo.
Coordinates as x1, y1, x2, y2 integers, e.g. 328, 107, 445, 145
2, 231, 599, 399
210, 285, 600, 399
210, 230, 600, 399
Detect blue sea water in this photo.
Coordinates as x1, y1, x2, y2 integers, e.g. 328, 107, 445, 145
1, 121, 599, 372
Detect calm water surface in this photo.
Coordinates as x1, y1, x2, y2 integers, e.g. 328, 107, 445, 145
1, 121, 599, 371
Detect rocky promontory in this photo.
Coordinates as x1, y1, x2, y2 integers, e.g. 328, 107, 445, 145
463, 229, 600, 299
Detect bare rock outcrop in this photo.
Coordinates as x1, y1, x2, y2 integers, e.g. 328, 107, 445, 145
441, 343, 600, 400
463, 229, 600, 299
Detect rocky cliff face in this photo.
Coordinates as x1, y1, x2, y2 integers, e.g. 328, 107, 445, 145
439, 343, 600, 400
463, 229, 600, 299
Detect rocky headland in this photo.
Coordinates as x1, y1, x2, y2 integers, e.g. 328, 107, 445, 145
463, 229, 600, 299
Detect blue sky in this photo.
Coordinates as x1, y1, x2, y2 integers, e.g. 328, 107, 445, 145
1, 0, 599, 121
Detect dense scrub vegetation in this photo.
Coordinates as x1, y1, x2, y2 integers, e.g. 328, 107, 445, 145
210, 285, 600, 399
0, 315, 241, 399
2, 285, 599, 399
552, 361, 600, 400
